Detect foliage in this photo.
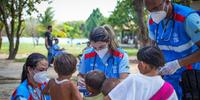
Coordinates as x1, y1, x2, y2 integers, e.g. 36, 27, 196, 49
84, 8, 105, 37
38, 7, 55, 27
172, 0, 191, 6
108, 0, 137, 33
0, 0, 51, 59
22, 17, 38, 37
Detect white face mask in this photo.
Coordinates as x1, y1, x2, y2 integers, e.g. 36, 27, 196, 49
150, 11, 167, 24
150, 3, 169, 24
95, 47, 108, 59
33, 71, 49, 83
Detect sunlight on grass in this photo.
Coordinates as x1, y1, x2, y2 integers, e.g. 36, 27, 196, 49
1, 42, 138, 62
124, 48, 138, 56
0, 42, 86, 57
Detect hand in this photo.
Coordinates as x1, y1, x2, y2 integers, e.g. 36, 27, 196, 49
159, 60, 181, 75
77, 76, 85, 88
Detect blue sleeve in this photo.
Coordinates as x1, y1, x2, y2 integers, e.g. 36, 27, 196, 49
15, 86, 29, 99
78, 54, 87, 74
119, 52, 129, 74
185, 13, 200, 43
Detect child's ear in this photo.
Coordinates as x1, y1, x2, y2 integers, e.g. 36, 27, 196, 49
141, 62, 149, 69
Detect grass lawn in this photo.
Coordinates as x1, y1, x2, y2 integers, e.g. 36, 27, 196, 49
0, 42, 138, 62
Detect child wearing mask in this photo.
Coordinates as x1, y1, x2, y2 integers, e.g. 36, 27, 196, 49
43, 52, 82, 100
108, 46, 178, 100
84, 70, 106, 100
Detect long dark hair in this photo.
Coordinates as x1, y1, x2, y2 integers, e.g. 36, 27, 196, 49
21, 53, 47, 83
89, 25, 119, 51
137, 46, 165, 69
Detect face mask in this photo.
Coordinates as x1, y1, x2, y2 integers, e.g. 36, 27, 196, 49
150, 3, 169, 24
150, 11, 167, 24
95, 47, 108, 59
33, 71, 49, 83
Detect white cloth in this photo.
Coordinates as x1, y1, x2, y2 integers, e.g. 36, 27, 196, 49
108, 73, 178, 100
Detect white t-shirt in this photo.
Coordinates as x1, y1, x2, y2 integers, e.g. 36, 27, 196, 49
108, 73, 178, 100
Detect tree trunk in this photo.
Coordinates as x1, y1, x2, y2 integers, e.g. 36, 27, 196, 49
0, 26, 3, 49
132, 0, 149, 47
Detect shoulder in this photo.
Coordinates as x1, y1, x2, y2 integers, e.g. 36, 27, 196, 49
186, 12, 200, 23
173, 4, 195, 22
83, 48, 96, 59
112, 48, 127, 58
45, 32, 50, 36
13, 80, 29, 98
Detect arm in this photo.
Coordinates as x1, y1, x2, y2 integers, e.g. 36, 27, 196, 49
179, 41, 200, 67
180, 13, 200, 67
119, 52, 129, 80
70, 82, 83, 100
159, 13, 200, 75
45, 37, 49, 49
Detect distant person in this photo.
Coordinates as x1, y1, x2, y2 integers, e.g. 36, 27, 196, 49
84, 70, 106, 100
11, 53, 50, 100
108, 46, 178, 100
42, 53, 82, 100
52, 39, 65, 56
45, 25, 53, 66
77, 41, 91, 60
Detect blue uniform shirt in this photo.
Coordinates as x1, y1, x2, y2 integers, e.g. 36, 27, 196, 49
78, 48, 129, 78
185, 13, 200, 43
147, 4, 200, 99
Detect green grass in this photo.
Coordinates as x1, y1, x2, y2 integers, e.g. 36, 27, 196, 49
0, 42, 138, 62
0, 42, 86, 62
124, 48, 138, 56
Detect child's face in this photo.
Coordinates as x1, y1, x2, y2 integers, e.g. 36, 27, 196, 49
137, 61, 152, 74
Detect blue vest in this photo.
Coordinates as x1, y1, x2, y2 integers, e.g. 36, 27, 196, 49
148, 4, 200, 70
83, 48, 125, 78
11, 79, 50, 100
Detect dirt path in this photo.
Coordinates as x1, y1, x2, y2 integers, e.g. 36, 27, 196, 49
0, 55, 138, 100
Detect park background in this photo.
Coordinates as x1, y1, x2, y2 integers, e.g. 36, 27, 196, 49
0, 0, 200, 99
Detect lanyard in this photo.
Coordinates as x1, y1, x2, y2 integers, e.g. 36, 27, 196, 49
92, 53, 114, 70
155, 4, 175, 43
28, 85, 44, 100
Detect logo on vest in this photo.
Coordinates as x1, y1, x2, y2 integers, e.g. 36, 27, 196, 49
173, 32, 179, 43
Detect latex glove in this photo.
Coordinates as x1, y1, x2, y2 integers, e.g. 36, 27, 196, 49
159, 60, 181, 75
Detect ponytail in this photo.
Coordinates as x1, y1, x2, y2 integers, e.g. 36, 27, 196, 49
103, 25, 119, 51
21, 64, 27, 83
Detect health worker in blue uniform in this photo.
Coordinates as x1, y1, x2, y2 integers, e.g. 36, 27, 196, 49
78, 25, 130, 81
11, 53, 50, 100
144, 0, 200, 99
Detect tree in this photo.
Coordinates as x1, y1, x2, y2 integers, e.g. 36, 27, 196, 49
24, 17, 40, 46
0, 22, 3, 49
84, 8, 105, 37
38, 7, 55, 28
108, 0, 141, 46
132, 0, 149, 47
0, 0, 50, 59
